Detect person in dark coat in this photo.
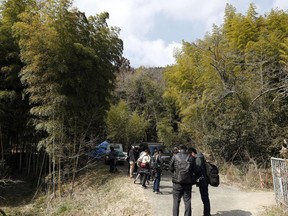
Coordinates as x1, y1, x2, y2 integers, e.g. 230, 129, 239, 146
152, 149, 164, 194
189, 147, 211, 216
109, 146, 116, 172
169, 144, 196, 216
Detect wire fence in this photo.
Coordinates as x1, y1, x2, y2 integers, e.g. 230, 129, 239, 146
271, 157, 288, 207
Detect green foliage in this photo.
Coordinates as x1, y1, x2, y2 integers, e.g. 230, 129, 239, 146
0, 0, 33, 171
156, 117, 178, 147
105, 100, 128, 141
164, 4, 288, 165
1, 0, 288, 188
13, 0, 123, 154
105, 100, 148, 146
56, 204, 71, 214
113, 67, 168, 141
0, 0, 123, 189
126, 111, 149, 144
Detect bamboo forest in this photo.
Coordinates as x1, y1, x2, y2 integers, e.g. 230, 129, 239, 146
1, 0, 288, 214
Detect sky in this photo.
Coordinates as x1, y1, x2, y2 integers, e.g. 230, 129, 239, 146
73, 0, 288, 68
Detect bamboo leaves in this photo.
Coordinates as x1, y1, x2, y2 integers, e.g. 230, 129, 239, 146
164, 4, 288, 163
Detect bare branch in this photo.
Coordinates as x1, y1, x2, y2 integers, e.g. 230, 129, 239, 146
0, 179, 21, 185
251, 85, 287, 104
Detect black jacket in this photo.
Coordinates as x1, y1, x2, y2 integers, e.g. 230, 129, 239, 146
129, 149, 136, 162
169, 150, 196, 184
195, 153, 208, 187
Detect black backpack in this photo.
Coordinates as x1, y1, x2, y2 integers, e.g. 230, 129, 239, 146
151, 154, 162, 170
205, 162, 220, 187
174, 154, 195, 184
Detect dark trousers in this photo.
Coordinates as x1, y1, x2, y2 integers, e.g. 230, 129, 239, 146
127, 160, 130, 175
140, 169, 149, 187
109, 159, 115, 172
199, 185, 211, 216
173, 183, 192, 216
153, 171, 161, 192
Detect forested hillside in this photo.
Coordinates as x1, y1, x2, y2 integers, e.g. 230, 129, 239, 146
163, 4, 288, 166
0, 0, 288, 201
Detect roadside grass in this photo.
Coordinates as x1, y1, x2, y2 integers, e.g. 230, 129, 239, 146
2, 162, 151, 216
260, 205, 288, 216
1, 160, 279, 215
220, 162, 273, 190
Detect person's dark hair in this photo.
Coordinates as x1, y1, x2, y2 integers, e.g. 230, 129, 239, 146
139, 144, 146, 152
178, 144, 187, 151
158, 149, 163, 153
188, 147, 197, 154
110, 146, 114, 151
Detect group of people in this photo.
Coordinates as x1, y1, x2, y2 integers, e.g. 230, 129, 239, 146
127, 145, 165, 194
126, 143, 211, 216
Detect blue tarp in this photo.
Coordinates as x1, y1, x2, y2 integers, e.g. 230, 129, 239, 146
98, 140, 109, 148
88, 140, 109, 159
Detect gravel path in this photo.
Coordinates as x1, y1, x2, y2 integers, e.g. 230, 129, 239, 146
141, 170, 275, 216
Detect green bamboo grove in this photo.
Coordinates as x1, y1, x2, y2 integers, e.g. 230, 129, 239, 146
0, 0, 288, 195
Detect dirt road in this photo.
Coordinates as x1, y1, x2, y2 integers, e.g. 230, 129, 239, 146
142, 170, 275, 216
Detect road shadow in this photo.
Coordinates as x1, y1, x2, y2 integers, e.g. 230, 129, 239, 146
213, 210, 252, 216
159, 185, 172, 189
159, 190, 173, 195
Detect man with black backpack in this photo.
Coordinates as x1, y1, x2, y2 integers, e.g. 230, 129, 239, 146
189, 147, 211, 216
169, 144, 196, 216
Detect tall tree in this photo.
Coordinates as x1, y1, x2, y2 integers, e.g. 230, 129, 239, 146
164, 4, 288, 165
105, 100, 148, 146
0, 0, 33, 174
113, 67, 167, 142
13, 0, 123, 193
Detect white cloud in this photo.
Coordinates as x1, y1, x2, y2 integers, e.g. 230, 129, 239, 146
73, 0, 288, 68
273, 0, 288, 9
73, 0, 156, 39
73, 0, 224, 67
74, 0, 185, 67
123, 36, 182, 67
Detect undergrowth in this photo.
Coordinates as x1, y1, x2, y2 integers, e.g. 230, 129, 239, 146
260, 205, 288, 216
220, 161, 273, 190
221, 161, 282, 215
1, 162, 151, 216
1, 159, 278, 215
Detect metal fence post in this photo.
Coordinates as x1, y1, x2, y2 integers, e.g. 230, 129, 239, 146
271, 157, 288, 207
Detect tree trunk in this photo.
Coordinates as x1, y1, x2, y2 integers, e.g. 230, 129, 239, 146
58, 156, 61, 197
70, 121, 77, 196
27, 148, 32, 176
0, 124, 3, 161
37, 152, 46, 188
